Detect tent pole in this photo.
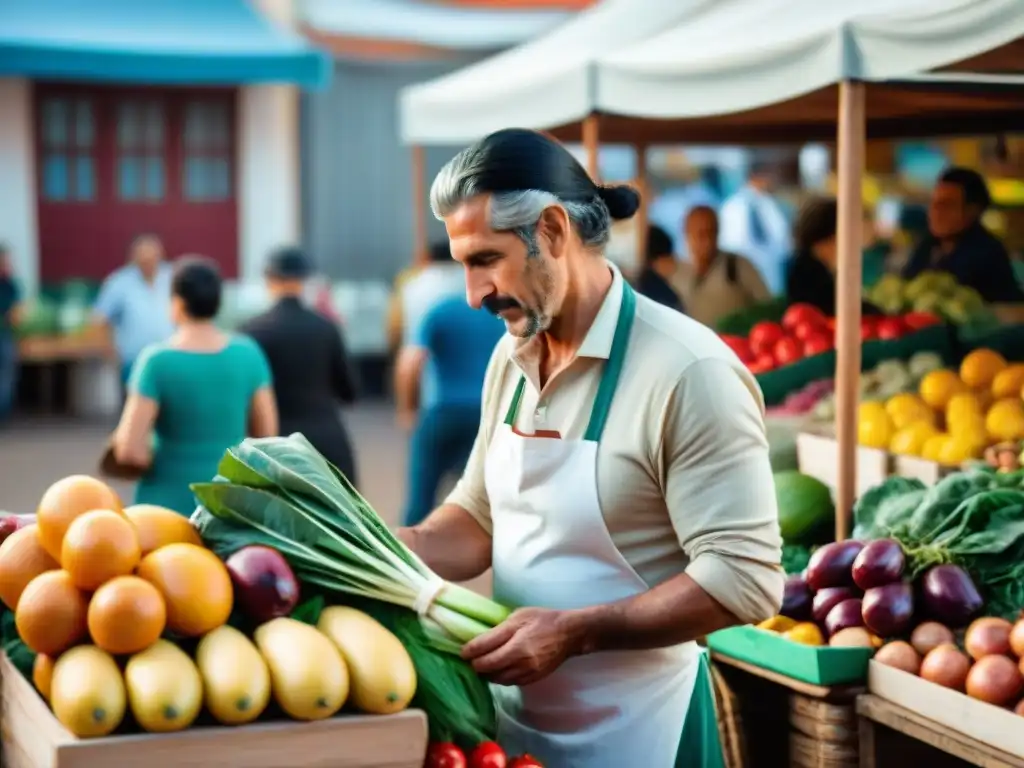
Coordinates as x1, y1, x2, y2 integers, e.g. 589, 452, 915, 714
635, 143, 649, 278
834, 80, 866, 541
583, 114, 601, 181
412, 145, 427, 266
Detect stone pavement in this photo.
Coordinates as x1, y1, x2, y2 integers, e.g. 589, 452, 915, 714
0, 403, 491, 595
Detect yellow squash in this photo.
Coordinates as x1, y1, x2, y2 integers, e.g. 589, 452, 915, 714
124, 639, 203, 733
50, 645, 126, 737
254, 617, 348, 721
317, 606, 417, 714
196, 625, 271, 725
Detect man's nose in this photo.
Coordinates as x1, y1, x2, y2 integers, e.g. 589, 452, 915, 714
465, 277, 492, 311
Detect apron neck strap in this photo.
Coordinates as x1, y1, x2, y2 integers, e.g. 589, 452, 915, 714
502, 282, 637, 443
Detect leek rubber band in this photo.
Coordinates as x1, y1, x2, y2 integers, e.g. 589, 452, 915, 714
413, 575, 446, 617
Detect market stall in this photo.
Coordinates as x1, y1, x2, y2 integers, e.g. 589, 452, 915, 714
0, 437, 542, 767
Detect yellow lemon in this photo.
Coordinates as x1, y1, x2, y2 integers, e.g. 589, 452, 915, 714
959, 348, 1007, 389
985, 398, 1024, 442
858, 402, 895, 449
937, 435, 979, 466
889, 420, 938, 456
919, 369, 967, 411
921, 433, 951, 462
885, 393, 936, 430
945, 391, 985, 430
991, 364, 1024, 400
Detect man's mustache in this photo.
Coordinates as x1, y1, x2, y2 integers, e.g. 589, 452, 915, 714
482, 295, 521, 316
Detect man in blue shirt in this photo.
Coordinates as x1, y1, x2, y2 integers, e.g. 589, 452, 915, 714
396, 291, 505, 526
92, 234, 175, 388
0, 245, 22, 424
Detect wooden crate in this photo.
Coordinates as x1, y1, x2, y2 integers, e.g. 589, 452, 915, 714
0, 654, 428, 768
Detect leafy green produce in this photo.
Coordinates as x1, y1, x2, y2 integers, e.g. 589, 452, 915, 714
853, 468, 1024, 620
782, 544, 812, 575
774, 471, 834, 545
191, 434, 507, 745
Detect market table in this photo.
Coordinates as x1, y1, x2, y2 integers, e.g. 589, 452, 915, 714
857, 694, 1024, 768
17, 335, 116, 417
711, 651, 864, 768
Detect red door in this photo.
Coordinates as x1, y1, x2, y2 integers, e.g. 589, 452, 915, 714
35, 84, 240, 283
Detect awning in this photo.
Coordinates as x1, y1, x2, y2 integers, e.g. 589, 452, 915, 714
0, 0, 330, 89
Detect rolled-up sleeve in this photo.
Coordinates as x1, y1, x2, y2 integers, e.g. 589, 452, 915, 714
442, 336, 510, 533
663, 357, 784, 625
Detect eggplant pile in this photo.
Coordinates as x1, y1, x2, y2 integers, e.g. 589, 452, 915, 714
781, 538, 985, 646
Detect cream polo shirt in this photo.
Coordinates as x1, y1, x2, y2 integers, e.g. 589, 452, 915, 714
446, 263, 785, 625
668, 252, 772, 329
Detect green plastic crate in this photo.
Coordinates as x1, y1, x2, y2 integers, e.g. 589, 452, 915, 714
706, 625, 873, 686
956, 322, 1024, 362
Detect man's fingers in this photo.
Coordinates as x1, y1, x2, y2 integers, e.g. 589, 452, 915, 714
461, 620, 517, 661
470, 641, 521, 676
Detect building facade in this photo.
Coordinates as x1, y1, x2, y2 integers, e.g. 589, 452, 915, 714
0, 0, 327, 296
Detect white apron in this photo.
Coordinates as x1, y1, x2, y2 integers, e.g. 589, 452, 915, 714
484, 283, 707, 768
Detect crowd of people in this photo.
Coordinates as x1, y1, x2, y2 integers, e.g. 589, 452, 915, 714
637, 165, 1024, 327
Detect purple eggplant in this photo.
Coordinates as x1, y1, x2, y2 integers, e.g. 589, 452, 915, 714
780, 575, 814, 621
862, 582, 914, 637
852, 539, 905, 590
921, 564, 983, 628
825, 598, 864, 637
812, 586, 859, 624
805, 540, 865, 592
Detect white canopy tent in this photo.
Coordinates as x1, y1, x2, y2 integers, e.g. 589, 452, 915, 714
398, 0, 717, 146
594, 0, 1024, 121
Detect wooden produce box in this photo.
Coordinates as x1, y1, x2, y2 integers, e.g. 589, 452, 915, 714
788, 696, 858, 768
796, 432, 955, 495
0, 654, 428, 768
867, 659, 1024, 760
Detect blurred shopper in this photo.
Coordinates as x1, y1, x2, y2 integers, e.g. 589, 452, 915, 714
902, 167, 1024, 303
396, 292, 505, 527
112, 257, 277, 515
0, 245, 22, 424
393, 242, 464, 413
786, 197, 882, 318
636, 225, 685, 312
92, 234, 175, 390
719, 160, 792, 294
671, 205, 770, 327
242, 247, 359, 485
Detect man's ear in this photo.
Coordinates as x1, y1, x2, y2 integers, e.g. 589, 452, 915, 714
536, 206, 571, 259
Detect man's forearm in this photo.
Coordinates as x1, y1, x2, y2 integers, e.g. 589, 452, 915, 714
568, 572, 740, 654
398, 503, 492, 583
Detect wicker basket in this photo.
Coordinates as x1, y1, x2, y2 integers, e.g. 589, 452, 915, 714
711, 662, 748, 768
787, 695, 858, 768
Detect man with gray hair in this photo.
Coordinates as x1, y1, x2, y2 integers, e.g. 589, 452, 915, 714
397, 128, 783, 767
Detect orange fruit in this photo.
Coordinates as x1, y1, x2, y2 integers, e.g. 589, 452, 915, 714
36, 475, 123, 561
959, 348, 1007, 390
0, 525, 59, 611
125, 505, 203, 556
16, 570, 88, 656
33, 654, 55, 701
61, 510, 141, 591
88, 575, 167, 655
136, 543, 232, 637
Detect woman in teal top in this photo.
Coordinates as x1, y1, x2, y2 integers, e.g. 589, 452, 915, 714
112, 257, 279, 515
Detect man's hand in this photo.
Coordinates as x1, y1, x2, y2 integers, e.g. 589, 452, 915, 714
461, 607, 584, 687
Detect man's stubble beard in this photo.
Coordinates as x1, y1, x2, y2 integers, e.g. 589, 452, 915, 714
509, 255, 556, 340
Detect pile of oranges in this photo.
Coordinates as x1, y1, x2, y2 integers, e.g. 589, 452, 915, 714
0, 475, 233, 667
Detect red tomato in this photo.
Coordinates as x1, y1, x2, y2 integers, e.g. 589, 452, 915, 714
860, 318, 878, 342
773, 337, 804, 367
792, 321, 823, 341
426, 743, 468, 768
747, 353, 776, 375
719, 334, 752, 361
825, 317, 836, 332
470, 742, 507, 768
875, 317, 905, 340
748, 321, 785, 355
508, 757, 544, 768
802, 333, 832, 357
781, 303, 827, 330
902, 311, 941, 330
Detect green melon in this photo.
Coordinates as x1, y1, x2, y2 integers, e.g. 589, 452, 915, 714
774, 471, 834, 545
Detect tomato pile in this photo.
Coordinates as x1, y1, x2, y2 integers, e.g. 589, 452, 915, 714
719, 303, 943, 375
426, 741, 542, 768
